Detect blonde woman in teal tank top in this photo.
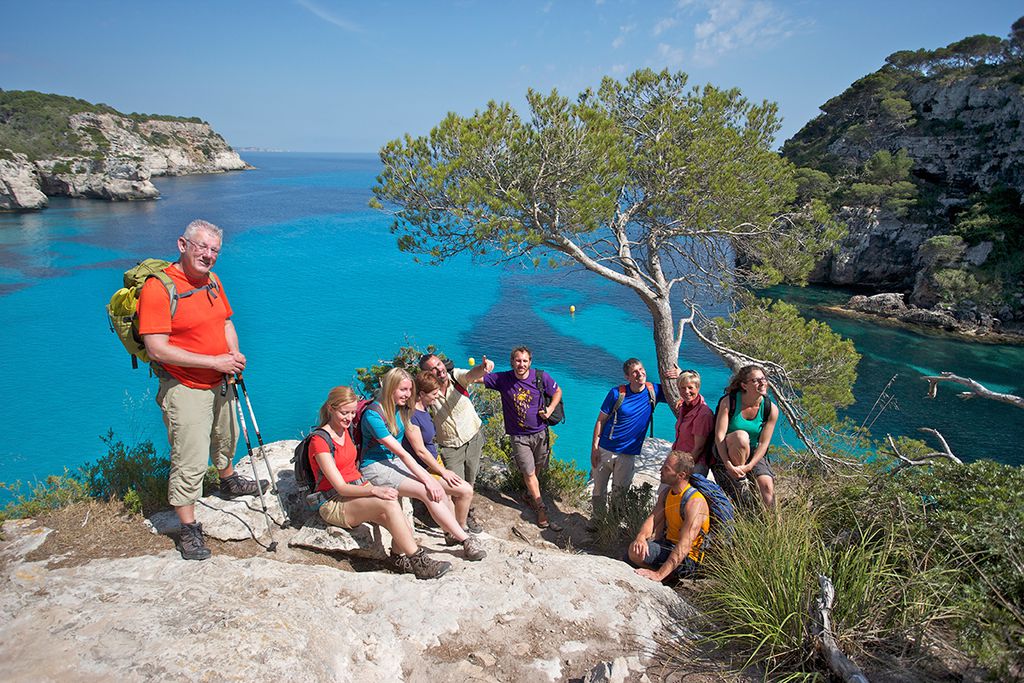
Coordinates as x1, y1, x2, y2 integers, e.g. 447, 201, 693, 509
711, 364, 779, 508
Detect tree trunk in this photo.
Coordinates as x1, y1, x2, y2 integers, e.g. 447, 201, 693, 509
649, 298, 682, 408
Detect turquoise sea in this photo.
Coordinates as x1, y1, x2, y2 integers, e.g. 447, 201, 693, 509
0, 153, 1021, 499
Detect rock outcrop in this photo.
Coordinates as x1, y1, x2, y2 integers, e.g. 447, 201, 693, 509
811, 207, 934, 289
0, 440, 696, 682
0, 152, 47, 210
0, 92, 249, 210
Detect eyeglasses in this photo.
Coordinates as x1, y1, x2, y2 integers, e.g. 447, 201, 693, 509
182, 237, 221, 256
747, 377, 768, 385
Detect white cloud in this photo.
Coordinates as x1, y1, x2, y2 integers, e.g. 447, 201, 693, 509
542, 1, 554, 13
611, 63, 627, 75
656, 42, 686, 68
652, 17, 677, 36
695, 0, 793, 64
611, 21, 636, 49
295, 0, 362, 33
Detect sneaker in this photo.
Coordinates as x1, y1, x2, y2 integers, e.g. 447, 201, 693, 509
465, 508, 483, 534
219, 473, 269, 498
389, 549, 451, 580
178, 522, 211, 561
461, 535, 487, 561
443, 531, 461, 547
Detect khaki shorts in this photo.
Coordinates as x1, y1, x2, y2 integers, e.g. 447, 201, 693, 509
156, 376, 238, 508
510, 431, 550, 476
319, 496, 356, 529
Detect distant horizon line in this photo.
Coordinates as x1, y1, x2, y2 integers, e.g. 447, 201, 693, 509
234, 147, 379, 155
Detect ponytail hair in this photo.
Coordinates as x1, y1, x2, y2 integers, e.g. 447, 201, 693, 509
724, 364, 767, 396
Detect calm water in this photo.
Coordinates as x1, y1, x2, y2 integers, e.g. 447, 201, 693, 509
0, 153, 1019, 500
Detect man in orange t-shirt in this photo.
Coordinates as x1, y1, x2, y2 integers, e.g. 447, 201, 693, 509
138, 219, 263, 560
627, 450, 709, 582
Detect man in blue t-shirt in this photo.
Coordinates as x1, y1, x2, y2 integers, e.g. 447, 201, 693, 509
590, 358, 678, 515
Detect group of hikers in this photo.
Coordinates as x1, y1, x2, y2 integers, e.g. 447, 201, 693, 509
132, 219, 778, 583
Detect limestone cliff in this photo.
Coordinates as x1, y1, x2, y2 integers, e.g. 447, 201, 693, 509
0, 90, 249, 209
784, 20, 1024, 333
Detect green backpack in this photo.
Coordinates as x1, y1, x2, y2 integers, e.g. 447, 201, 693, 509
106, 259, 219, 368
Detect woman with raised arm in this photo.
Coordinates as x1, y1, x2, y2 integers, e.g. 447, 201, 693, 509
671, 370, 715, 477
308, 386, 450, 579
711, 365, 779, 508
361, 367, 486, 561
403, 370, 476, 534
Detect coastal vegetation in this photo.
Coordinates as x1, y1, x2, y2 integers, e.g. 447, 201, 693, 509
0, 89, 204, 160
0, 431, 170, 520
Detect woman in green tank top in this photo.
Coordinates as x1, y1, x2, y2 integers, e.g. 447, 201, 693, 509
712, 364, 779, 508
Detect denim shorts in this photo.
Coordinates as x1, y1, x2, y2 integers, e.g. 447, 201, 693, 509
361, 457, 413, 488
642, 539, 700, 580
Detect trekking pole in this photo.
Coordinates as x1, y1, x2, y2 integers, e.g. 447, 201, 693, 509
229, 377, 278, 552
236, 374, 290, 527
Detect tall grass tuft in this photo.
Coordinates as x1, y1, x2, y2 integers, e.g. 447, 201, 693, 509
701, 512, 820, 675
697, 490, 958, 679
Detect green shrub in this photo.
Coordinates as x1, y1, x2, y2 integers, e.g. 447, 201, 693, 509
86, 431, 169, 514
700, 477, 959, 679
0, 432, 169, 522
122, 488, 143, 515
0, 471, 93, 522
591, 483, 655, 549
818, 454, 1024, 677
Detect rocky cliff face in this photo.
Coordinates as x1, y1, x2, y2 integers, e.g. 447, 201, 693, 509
784, 29, 1024, 332
0, 108, 249, 210
0, 151, 47, 210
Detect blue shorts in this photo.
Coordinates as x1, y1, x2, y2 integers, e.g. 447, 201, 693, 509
641, 539, 700, 580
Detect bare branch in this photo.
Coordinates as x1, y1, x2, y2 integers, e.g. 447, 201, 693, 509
922, 372, 1024, 409
812, 574, 870, 683
885, 432, 963, 467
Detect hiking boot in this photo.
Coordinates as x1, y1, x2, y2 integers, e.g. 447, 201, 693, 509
465, 508, 483, 534
389, 549, 451, 580
461, 535, 487, 561
443, 531, 487, 560
534, 500, 551, 529
178, 522, 211, 561
219, 473, 268, 498
532, 499, 564, 532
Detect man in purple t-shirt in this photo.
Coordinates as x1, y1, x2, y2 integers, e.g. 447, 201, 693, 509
481, 346, 563, 529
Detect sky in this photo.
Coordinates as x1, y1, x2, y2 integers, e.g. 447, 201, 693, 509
2, 1, 1020, 152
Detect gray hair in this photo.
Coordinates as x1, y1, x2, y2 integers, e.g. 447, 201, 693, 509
183, 219, 223, 241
